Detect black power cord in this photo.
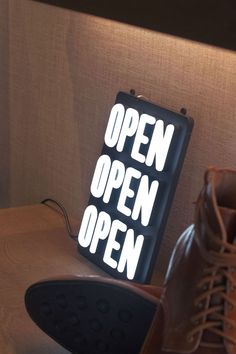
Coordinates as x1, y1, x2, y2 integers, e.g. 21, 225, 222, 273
41, 198, 78, 241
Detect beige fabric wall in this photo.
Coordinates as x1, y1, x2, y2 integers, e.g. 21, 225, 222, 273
0, 0, 10, 207
1, 0, 236, 282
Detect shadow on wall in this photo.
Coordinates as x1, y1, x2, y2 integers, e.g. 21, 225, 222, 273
33, 0, 236, 51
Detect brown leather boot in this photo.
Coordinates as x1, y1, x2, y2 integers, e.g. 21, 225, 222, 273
161, 167, 236, 354
25, 276, 164, 354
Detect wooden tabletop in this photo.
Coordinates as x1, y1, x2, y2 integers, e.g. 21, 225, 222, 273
0, 204, 105, 354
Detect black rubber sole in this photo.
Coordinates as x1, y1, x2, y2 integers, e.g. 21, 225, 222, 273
25, 277, 159, 354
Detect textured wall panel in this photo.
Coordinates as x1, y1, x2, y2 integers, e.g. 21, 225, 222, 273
0, 0, 10, 207
4, 0, 236, 282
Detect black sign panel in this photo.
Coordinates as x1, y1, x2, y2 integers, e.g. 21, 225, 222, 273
77, 92, 193, 283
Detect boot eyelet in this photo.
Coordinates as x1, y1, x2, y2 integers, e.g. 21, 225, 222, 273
228, 304, 234, 311
186, 335, 194, 343
226, 323, 233, 330
197, 301, 204, 309
190, 316, 199, 325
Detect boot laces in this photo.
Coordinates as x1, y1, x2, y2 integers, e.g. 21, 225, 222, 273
187, 236, 236, 348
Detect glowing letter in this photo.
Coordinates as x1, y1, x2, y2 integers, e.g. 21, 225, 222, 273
116, 108, 139, 152
146, 120, 175, 171
117, 167, 141, 217
132, 176, 159, 226
103, 160, 125, 203
78, 205, 98, 247
90, 155, 111, 198
131, 113, 156, 163
103, 220, 126, 268
89, 211, 111, 254
104, 104, 125, 148
117, 230, 144, 280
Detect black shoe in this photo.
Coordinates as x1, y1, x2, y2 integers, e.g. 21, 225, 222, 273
25, 276, 160, 354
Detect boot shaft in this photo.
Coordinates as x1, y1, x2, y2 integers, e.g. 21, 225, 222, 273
163, 168, 236, 353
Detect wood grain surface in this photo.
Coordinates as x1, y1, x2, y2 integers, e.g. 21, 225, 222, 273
0, 204, 105, 354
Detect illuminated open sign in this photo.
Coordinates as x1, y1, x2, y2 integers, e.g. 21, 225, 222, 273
78, 92, 193, 283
